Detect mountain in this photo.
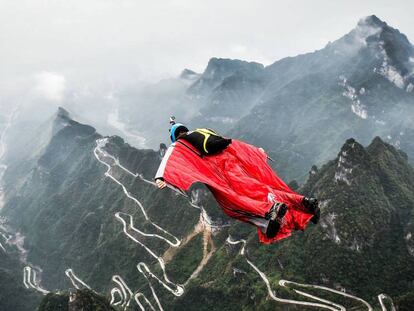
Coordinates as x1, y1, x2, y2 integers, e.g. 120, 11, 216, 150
187, 58, 267, 131
173, 136, 414, 310
0, 252, 42, 311
1, 108, 413, 310
279, 136, 414, 299
115, 70, 203, 148
228, 15, 414, 180
188, 58, 265, 97
180, 69, 201, 81
115, 58, 266, 148
2, 14, 414, 310
0, 110, 205, 309
112, 15, 414, 182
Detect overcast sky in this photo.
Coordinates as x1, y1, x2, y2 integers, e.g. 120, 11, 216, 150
1, 0, 414, 88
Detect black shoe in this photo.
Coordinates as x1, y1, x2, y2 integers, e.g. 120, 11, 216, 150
311, 207, 320, 224
302, 197, 320, 224
265, 202, 288, 239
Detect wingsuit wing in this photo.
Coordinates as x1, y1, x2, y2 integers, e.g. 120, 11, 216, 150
155, 139, 313, 243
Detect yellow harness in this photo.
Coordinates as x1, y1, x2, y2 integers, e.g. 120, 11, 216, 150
193, 128, 217, 154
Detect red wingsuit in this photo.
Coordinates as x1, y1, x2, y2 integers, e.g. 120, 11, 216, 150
155, 139, 313, 243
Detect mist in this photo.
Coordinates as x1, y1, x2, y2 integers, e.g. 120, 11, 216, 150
1, 0, 414, 150
1, 3, 414, 309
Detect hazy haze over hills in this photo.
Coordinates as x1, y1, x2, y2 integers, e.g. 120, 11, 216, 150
1, 1, 414, 137
1, 3, 414, 310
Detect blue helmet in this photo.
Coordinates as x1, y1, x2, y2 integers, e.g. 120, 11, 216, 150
170, 123, 189, 142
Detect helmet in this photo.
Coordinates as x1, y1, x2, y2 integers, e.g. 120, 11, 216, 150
170, 123, 189, 142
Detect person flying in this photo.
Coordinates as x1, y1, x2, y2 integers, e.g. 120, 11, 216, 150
155, 118, 319, 243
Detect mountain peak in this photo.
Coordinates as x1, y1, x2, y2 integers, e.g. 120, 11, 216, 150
329, 15, 414, 90
340, 138, 364, 153
356, 14, 413, 51
53, 107, 72, 134
338, 138, 370, 163
180, 68, 200, 81
358, 15, 386, 29
56, 106, 70, 120
367, 136, 409, 162
188, 57, 264, 96
52, 107, 96, 138
366, 136, 391, 157
334, 138, 368, 185
369, 136, 387, 147
203, 58, 264, 77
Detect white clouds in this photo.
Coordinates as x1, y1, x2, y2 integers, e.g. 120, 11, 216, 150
230, 45, 248, 55
0, 1, 413, 83
34, 72, 66, 102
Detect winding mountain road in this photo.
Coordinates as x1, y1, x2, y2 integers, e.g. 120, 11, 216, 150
20, 135, 396, 310
226, 237, 395, 311
65, 268, 92, 290
23, 266, 49, 295
94, 138, 216, 310
94, 137, 396, 311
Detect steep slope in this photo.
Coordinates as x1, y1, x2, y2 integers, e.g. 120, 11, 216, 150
112, 16, 414, 178
1, 109, 412, 310
171, 137, 414, 309
277, 137, 414, 299
0, 109, 220, 310
229, 15, 414, 180
0, 251, 42, 311
1, 110, 203, 293
0, 106, 44, 310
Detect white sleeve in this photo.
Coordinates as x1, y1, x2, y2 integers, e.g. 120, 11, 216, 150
155, 144, 175, 180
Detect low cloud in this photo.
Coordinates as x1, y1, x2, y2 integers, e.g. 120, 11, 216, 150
34, 72, 66, 102
230, 44, 248, 55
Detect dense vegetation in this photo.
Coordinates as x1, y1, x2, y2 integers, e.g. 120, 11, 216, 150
38, 289, 116, 311
1, 110, 413, 310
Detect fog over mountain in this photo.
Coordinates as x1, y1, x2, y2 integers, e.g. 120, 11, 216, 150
2, 1, 414, 148
1, 6, 414, 311
117, 15, 414, 181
